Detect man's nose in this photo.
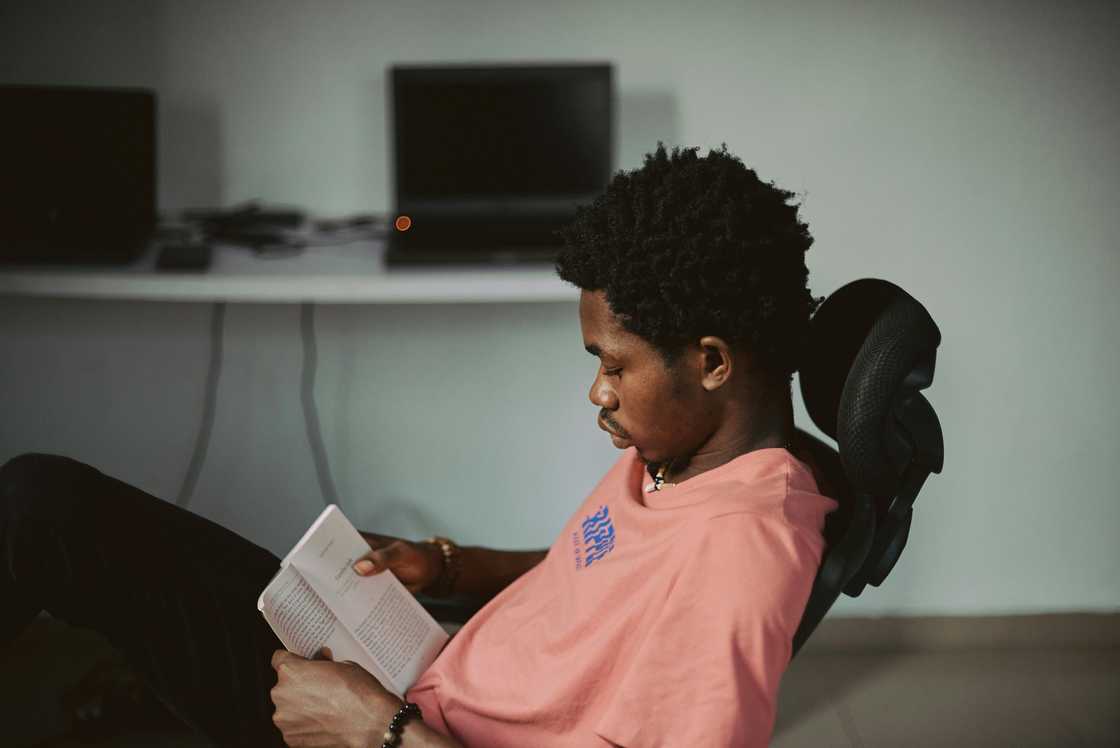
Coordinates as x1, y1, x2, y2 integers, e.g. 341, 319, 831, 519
589, 372, 619, 410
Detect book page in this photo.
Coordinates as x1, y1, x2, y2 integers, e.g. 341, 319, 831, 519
257, 564, 392, 690
278, 505, 449, 696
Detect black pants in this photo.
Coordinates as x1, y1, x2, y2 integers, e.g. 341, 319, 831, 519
0, 453, 287, 746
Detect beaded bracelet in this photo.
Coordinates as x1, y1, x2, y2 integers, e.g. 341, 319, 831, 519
424, 536, 462, 596
380, 701, 422, 747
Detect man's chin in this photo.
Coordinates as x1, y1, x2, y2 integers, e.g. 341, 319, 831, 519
635, 448, 687, 468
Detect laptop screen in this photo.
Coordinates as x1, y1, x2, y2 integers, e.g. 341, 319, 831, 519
391, 64, 613, 211
0, 85, 156, 263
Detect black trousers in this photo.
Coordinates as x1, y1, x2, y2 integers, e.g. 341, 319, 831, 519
0, 453, 288, 746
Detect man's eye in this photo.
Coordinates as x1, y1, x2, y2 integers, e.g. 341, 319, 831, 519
603, 367, 622, 377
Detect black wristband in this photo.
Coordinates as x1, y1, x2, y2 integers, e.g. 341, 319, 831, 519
380, 701, 422, 747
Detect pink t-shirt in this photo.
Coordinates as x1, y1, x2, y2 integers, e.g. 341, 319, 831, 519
408, 447, 837, 747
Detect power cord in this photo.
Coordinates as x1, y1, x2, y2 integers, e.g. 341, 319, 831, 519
301, 303, 341, 507
175, 302, 341, 510
176, 302, 226, 508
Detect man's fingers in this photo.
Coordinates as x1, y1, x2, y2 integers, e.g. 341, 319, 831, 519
271, 649, 301, 671
353, 557, 376, 575
360, 532, 394, 548
354, 551, 384, 575
314, 646, 334, 661
353, 541, 404, 575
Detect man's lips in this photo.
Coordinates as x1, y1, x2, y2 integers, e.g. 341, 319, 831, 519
597, 416, 631, 445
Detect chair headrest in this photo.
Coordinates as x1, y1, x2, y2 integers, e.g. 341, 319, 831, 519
799, 279, 941, 497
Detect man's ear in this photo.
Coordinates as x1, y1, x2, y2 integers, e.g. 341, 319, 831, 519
697, 336, 732, 391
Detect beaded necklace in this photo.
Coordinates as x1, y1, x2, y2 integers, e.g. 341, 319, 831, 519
644, 462, 677, 493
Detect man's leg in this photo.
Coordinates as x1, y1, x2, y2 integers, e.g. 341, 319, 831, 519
0, 453, 287, 747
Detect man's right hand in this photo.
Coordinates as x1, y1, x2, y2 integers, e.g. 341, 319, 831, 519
352, 533, 444, 595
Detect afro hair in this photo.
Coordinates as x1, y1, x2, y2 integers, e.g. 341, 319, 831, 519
556, 142, 821, 385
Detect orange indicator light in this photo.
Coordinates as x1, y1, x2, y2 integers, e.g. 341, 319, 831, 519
394, 215, 412, 231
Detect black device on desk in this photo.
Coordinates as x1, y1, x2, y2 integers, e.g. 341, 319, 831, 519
386, 63, 614, 266
0, 85, 156, 265
157, 242, 213, 271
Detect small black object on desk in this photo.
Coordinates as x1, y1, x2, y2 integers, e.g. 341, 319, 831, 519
156, 242, 213, 271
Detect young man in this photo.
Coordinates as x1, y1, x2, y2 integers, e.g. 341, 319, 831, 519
0, 144, 835, 747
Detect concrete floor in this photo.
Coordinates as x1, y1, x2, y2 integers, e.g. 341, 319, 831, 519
773, 648, 1119, 747
3, 616, 1118, 747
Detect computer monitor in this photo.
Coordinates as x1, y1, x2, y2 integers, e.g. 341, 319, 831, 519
388, 63, 613, 264
0, 85, 156, 265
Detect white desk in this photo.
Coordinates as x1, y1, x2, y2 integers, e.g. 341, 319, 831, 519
0, 240, 577, 304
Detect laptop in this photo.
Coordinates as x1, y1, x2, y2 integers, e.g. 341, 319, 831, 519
0, 85, 156, 265
385, 63, 613, 266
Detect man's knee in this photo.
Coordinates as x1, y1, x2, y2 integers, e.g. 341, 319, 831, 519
0, 453, 93, 520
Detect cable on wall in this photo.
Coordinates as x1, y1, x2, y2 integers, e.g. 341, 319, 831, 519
300, 303, 341, 507
176, 302, 226, 507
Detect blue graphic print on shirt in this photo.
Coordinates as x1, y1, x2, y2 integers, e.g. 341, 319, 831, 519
576, 504, 616, 568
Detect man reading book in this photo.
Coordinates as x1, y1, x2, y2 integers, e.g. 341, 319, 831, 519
0, 143, 836, 747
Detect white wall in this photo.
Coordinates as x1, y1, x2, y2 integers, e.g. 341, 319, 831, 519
1, 0, 1117, 616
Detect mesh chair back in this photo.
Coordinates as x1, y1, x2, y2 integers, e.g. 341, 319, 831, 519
792, 278, 943, 655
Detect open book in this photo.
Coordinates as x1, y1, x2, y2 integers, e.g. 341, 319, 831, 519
257, 505, 449, 698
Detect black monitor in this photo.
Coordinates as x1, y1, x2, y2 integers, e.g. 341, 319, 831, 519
0, 85, 156, 265
388, 63, 613, 264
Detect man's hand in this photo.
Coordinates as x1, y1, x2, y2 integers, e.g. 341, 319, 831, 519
354, 533, 443, 594
358, 534, 548, 604
270, 649, 399, 748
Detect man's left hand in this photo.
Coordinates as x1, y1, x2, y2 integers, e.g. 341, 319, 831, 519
270, 648, 400, 748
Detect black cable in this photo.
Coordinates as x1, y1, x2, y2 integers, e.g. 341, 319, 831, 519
300, 303, 341, 508
176, 302, 226, 507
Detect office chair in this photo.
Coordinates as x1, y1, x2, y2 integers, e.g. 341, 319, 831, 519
790, 277, 944, 655
423, 278, 945, 657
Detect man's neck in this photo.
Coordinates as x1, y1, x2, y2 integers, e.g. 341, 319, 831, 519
662, 386, 794, 485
